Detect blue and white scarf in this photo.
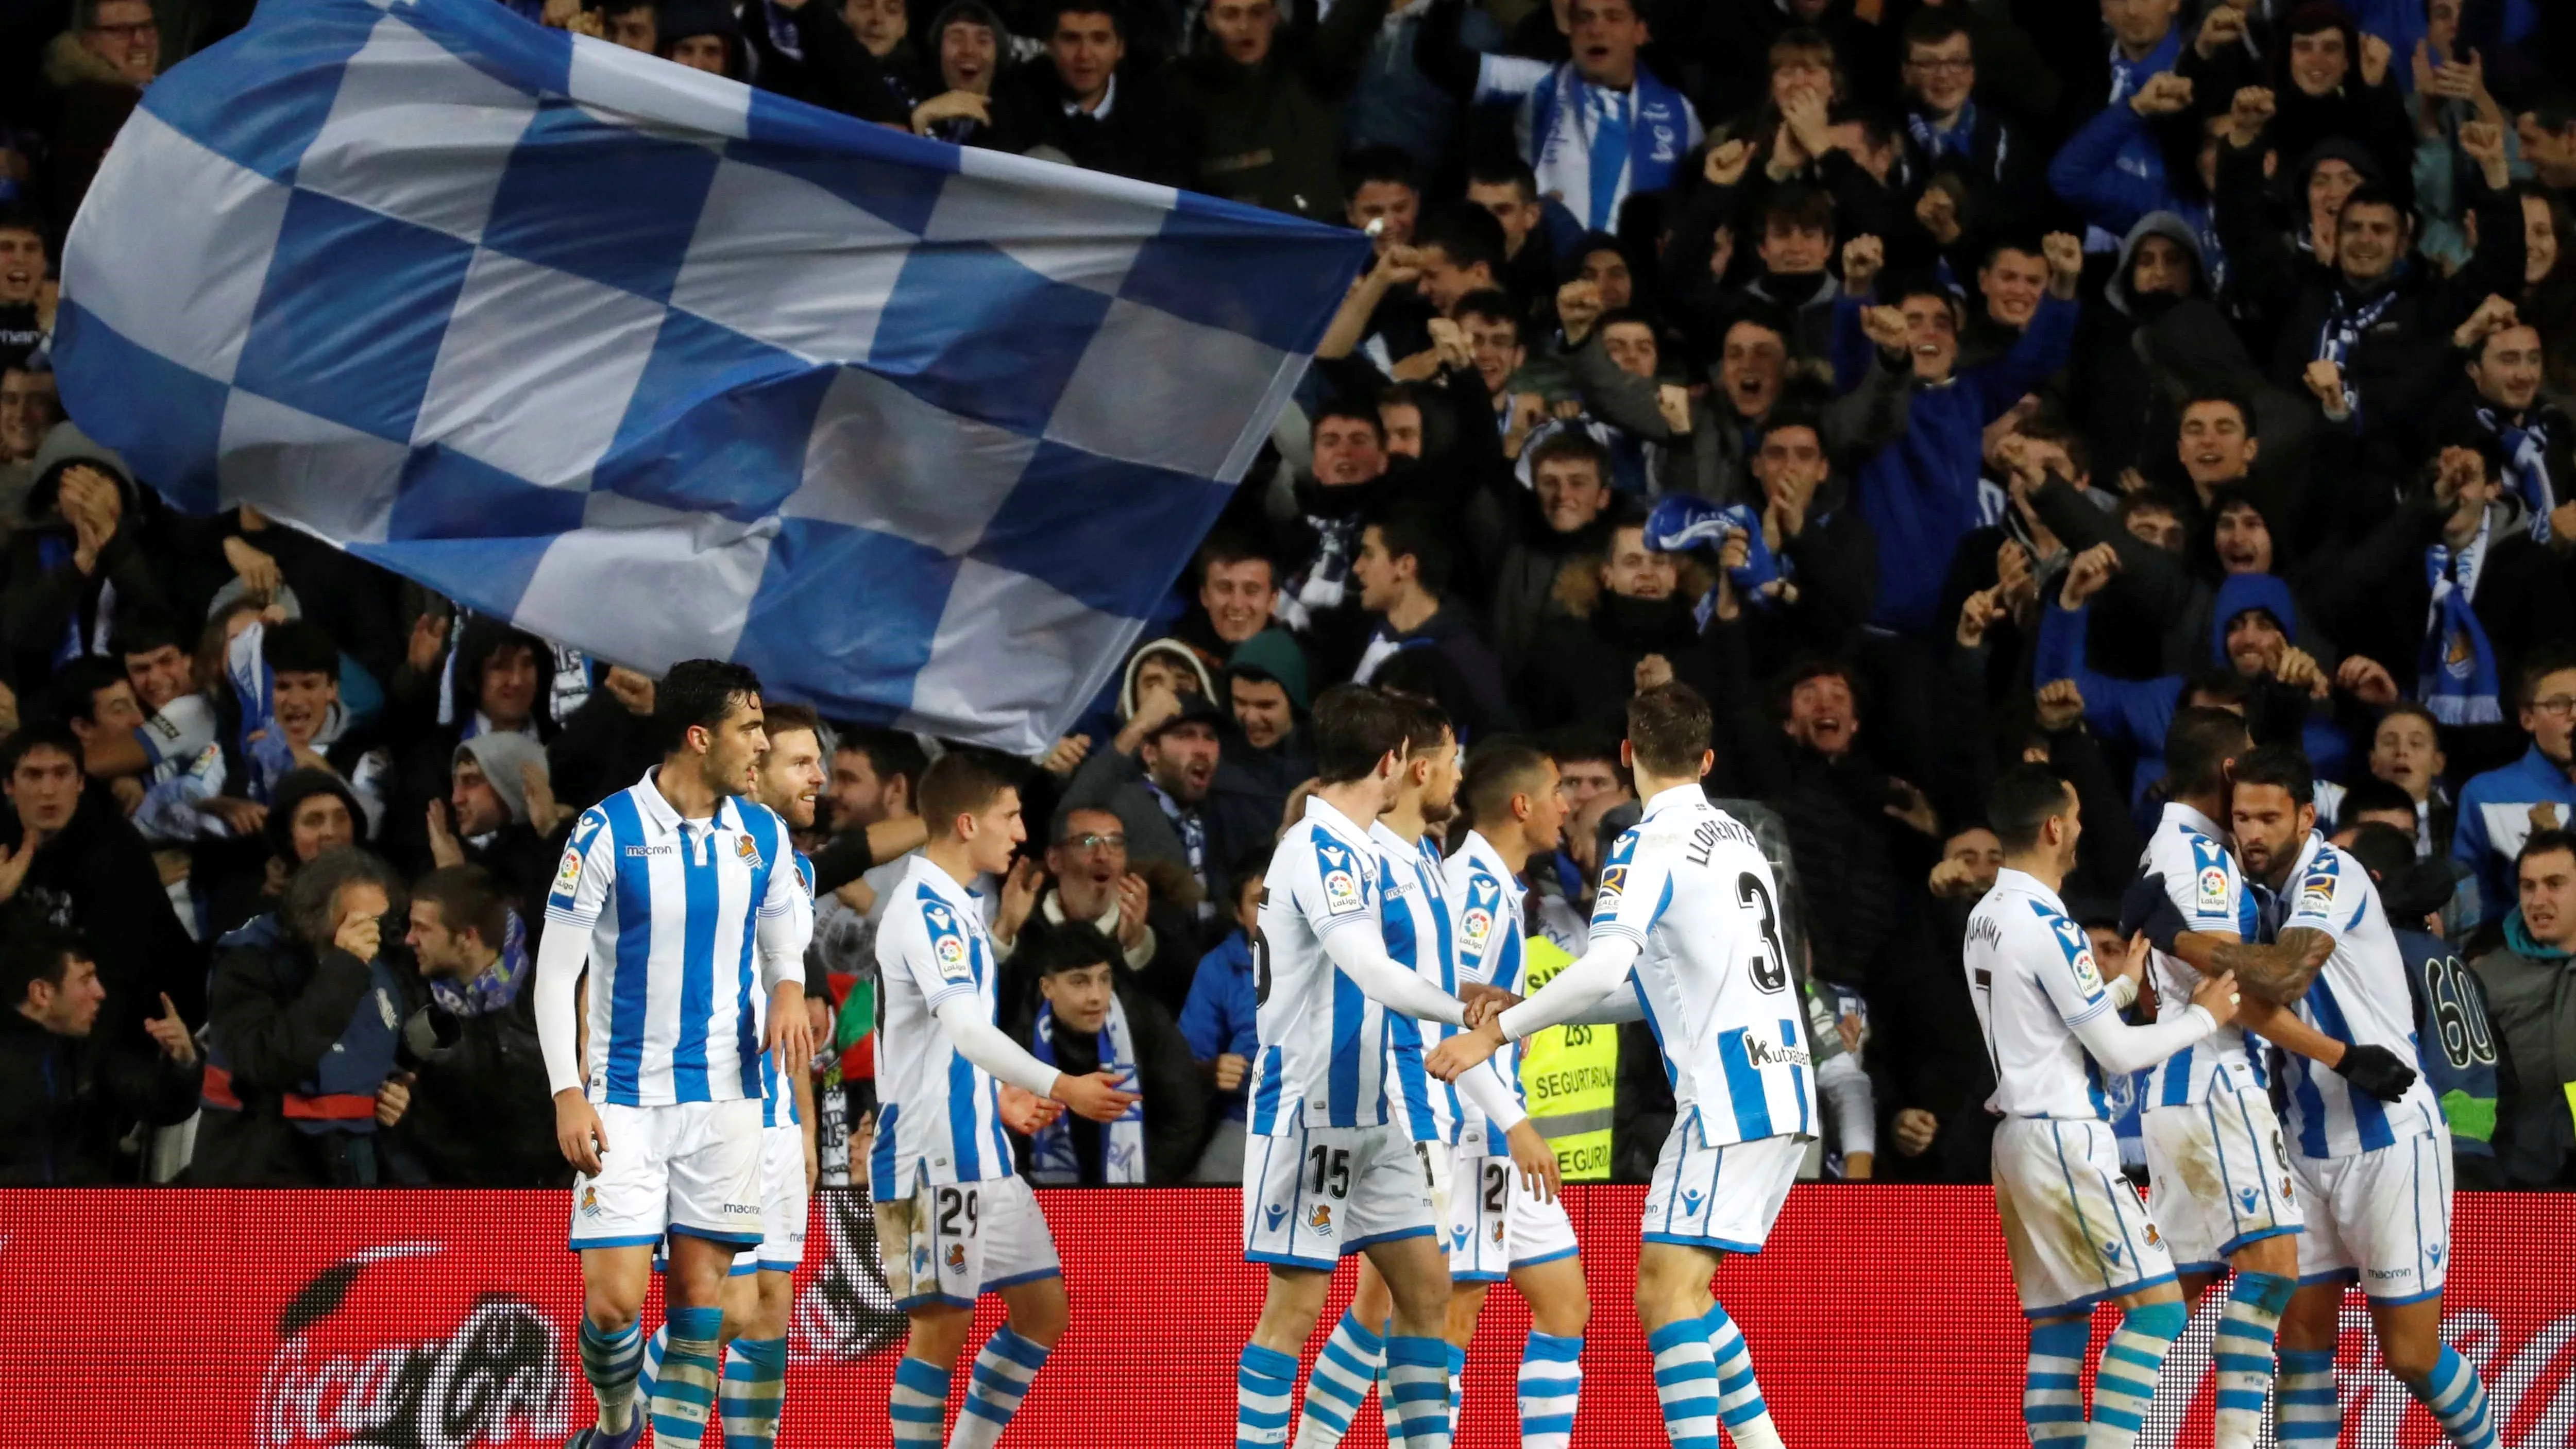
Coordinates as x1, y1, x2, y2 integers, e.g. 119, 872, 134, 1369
2477, 407, 2557, 544
428, 909, 532, 1018
1643, 493, 1789, 624
1906, 102, 1981, 166
1029, 997, 1145, 1184
2419, 516, 2502, 726
224, 622, 298, 804
33, 534, 114, 666
1145, 779, 1214, 922
1524, 63, 1694, 232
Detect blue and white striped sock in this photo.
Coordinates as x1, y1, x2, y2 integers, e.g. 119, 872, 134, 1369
719, 1337, 785, 1448
1384, 1336, 1453, 1449
2023, 1317, 2089, 1447
949, 1325, 1048, 1449
1646, 1320, 1719, 1449
650, 1305, 724, 1449
2275, 1350, 2340, 1444
889, 1356, 950, 1448
1237, 1343, 1300, 1448
636, 1325, 666, 1418
1703, 1303, 1781, 1449
2212, 1273, 2293, 1449
2085, 1301, 2185, 1449
1517, 1333, 1582, 1449
1294, 1310, 1381, 1449
579, 1318, 647, 1436
1445, 1342, 1466, 1437
2408, 1343, 2499, 1448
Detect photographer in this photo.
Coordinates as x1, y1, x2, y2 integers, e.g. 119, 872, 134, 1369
191, 847, 426, 1186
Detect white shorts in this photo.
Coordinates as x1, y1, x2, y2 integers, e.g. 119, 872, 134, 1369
2143, 1090, 2302, 1273
754, 1121, 808, 1274
2291, 1129, 2453, 1305
1639, 1113, 1806, 1255
569, 1098, 764, 1253
1243, 1123, 1446, 1271
1993, 1116, 2177, 1318
874, 1172, 1061, 1311
1448, 1146, 1580, 1283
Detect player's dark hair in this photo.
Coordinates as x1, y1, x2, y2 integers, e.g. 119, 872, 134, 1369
261, 619, 340, 679
1310, 684, 1408, 785
918, 749, 1016, 838
761, 702, 823, 748
1625, 681, 1711, 779
110, 606, 189, 662
2340, 776, 2416, 822
1, 720, 82, 777
1987, 763, 2074, 854
0, 922, 83, 1008
413, 863, 509, 950
837, 725, 929, 810
2342, 821, 2416, 881
1391, 693, 1452, 755
1459, 739, 1553, 834
1367, 504, 1453, 598
655, 659, 763, 755
1022, 920, 1120, 978
284, 847, 405, 948
2164, 706, 2251, 799
2231, 744, 2315, 806
1415, 206, 1506, 279
2518, 828, 2576, 874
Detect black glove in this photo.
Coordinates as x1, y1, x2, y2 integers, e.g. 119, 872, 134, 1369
2119, 873, 2187, 954
2330, 1044, 2418, 1103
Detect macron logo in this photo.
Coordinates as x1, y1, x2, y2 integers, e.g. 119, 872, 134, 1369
1265, 1205, 1288, 1233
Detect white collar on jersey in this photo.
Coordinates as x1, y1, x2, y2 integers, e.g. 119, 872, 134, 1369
1991, 866, 2066, 912
902, 850, 985, 905
1301, 793, 1373, 841
1368, 819, 1424, 855
1455, 829, 1526, 909
2161, 798, 2227, 842
1639, 782, 1707, 820
632, 766, 750, 838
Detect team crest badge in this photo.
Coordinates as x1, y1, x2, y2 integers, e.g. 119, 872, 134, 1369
736, 834, 761, 867
579, 1186, 600, 1218
945, 1244, 968, 1272
1491, 1219, 1505, 1245
1308, 1204, 1333, 1234
2142, 1223, 2160, 1248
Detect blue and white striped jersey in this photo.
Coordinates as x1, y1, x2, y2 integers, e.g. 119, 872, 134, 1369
2141, 803, 2267, 1107
546, 772, 801, 1109
1595, 786, 1815, 1147
2266, 833, 2444, 1160
1445, 829, 1533, 1151
1247, 797, 1405, 1136
1372, 823, 1453, 1147
871, 855, 1016, 1196
752, 851, 817, 1129
1967, 868, 2120, 1121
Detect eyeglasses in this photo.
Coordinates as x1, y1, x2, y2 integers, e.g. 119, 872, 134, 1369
1906, 57, 1973, 74
1064, 832, 1126, 851
87, 19, 157, 38
2531, 695, 2576, 719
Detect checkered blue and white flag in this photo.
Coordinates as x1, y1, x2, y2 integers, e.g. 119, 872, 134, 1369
54, 0, 1367, 754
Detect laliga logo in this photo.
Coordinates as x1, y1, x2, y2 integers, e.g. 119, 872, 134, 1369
255, 1242, 568, 1448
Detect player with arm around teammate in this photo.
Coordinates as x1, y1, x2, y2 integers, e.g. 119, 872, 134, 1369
872, 750, 1137, 1449
1292, 710, 1572, 1449
1965, 763, 2242, 1449
2117, 709, 2419, 1449
536, 662, 816, 1449
2139, 746, 2498, 1449
1234, 685, 1479, 1449
1430, 683, 1808, 1449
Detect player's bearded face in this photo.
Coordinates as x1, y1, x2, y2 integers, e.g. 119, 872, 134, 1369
2229, 785, 2310, 882
701, 698, 765, 796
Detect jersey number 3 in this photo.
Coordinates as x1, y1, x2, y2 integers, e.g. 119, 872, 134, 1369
1738, 873, 1788, 994
1252, 887, 1273, 1006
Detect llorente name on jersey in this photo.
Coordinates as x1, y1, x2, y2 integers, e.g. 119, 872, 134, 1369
1684, 815, 1762, 867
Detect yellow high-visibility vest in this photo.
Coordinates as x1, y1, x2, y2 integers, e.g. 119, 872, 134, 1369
1516, 936, 1617, 1181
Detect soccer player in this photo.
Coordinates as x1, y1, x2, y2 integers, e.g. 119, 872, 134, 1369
1963, 763, 2239, 1449
1430, 683, 1810, 1449
1235, 685, 1477, 1449
874, 749, 1136, 1449
1292, 706, 1561, 1449
634, 703, 832, 1446
2124, 710, 2417, 1449
2141, 746, 2496, 1449
537, 661, 816, 1449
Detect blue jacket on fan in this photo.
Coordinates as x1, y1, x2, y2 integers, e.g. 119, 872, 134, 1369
1832, 293, 2078, 635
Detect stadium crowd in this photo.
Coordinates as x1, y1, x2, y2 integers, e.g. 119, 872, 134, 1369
1, 0, 2574, 1198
